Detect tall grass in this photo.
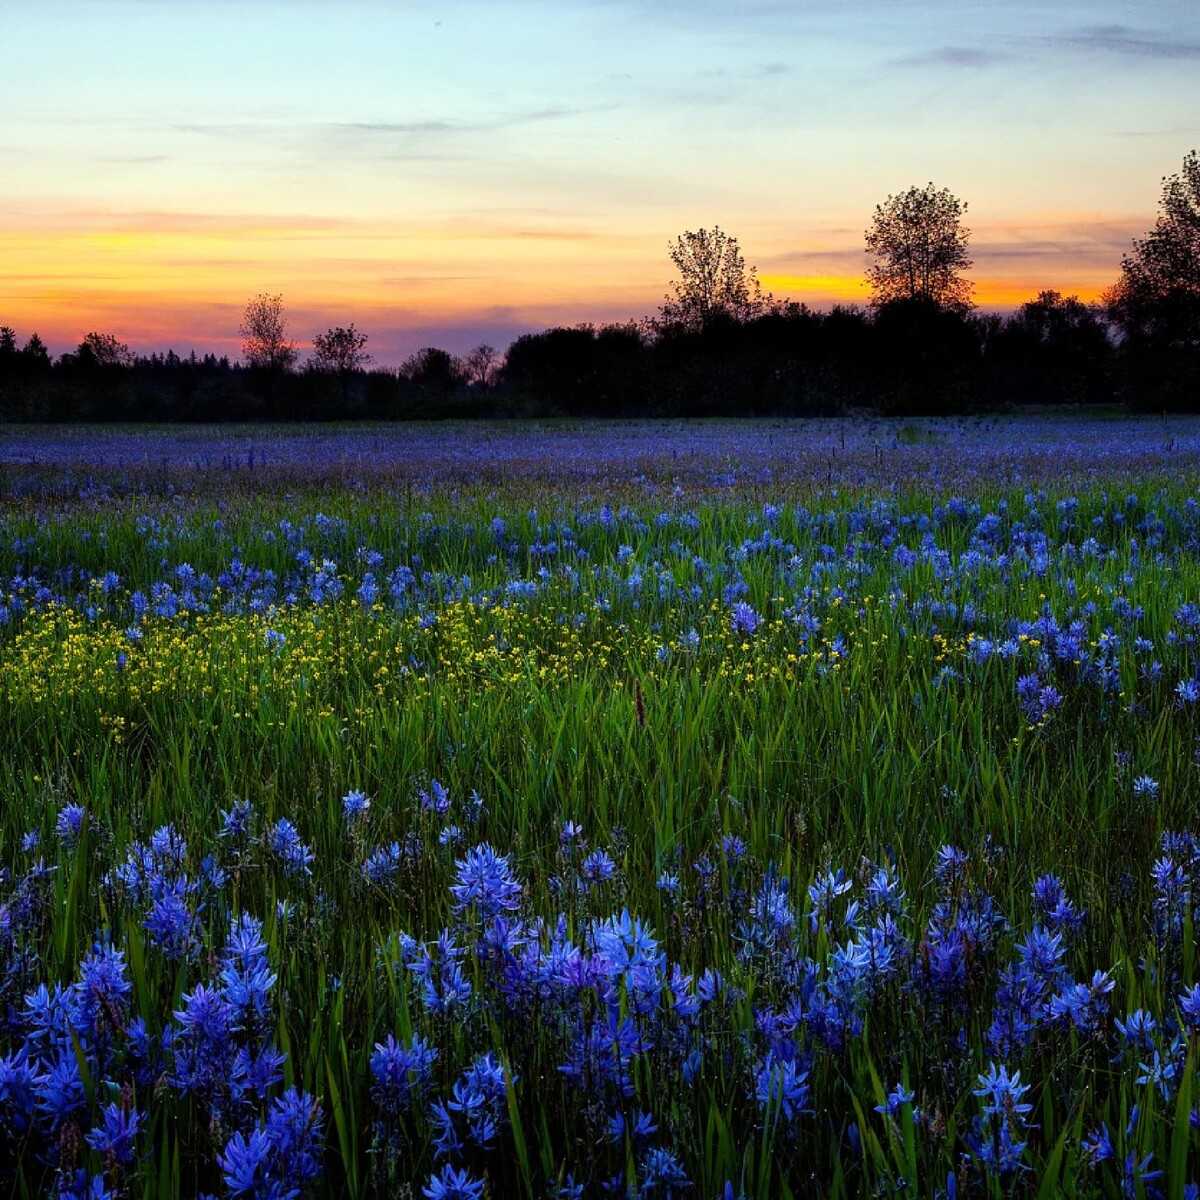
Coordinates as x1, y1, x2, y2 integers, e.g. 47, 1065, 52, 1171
2, 468, 1200, 1197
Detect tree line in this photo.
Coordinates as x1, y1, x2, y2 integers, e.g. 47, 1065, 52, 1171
1, 150, 1196, 421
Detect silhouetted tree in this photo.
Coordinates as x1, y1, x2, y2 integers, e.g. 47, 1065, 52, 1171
1105, 151, 1200, 408
992, 291, 1114, 405
74, 332, 135, 369
1109, 150, 1200, 337
306, 325, 372, 414
23, 333, 50, 367
865, 184, 973, 313
310, 325, 371, 374
869, 296, 980, 414
658, 227, 768, 333
239, 294, 297, 371
463, 343, 500, 387
400, 347, 465, 394
0, 328, 16, 357
1107, 149, 1199, 405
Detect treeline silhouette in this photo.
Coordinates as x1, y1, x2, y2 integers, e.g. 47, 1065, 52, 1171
0, 291, 1190, 422
4, 149, 1198, 421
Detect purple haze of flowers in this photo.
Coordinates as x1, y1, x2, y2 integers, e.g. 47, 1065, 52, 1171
0, 1047, 39, 1136
362, 842, 404, 884
874, 1084, 915, 1117
221, 913, 276, 1033
221, 800, 255, 844
409, 929, 473, 1015
144, 875, 199, 961
431, 1051, 512, 1156
35, 1050, 86, 1127
1133, 775, 1160, 800
57, 1172, 114, 1200
582, 850, 617, 884
639, 1146, 692, 1197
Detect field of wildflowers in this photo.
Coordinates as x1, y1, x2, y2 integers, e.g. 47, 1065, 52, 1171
3, 417, 1200, 1199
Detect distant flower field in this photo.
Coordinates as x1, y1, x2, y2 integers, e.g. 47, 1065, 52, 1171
3, 418, 1200, 1199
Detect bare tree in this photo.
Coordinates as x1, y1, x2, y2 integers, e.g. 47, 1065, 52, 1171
462, 343, 499, 387
310, 325, 372, 374
658, 226, 768, 333
865, 184, 973, 312
239, 293, 297, 371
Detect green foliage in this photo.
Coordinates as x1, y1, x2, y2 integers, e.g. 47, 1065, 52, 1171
3, 475, 1200, 1195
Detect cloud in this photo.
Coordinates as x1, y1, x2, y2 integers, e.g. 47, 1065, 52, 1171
892, 45, 1010, 68
1048, 23, 1200, 59
971, 217, 1143, 261
340, 105, 609, 136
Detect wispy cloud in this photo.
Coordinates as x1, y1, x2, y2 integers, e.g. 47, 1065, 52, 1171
891, 46, 1010, 68
1046, 23, 1200, 60
338, 105, 610, 137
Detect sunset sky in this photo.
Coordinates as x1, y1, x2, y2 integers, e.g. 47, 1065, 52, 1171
3, 0, 1199, 364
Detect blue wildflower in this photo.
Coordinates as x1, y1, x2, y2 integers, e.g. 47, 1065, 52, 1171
342, 790, 370, 826
423, 1165, 485, 1200
85, 1102, 143, 1165
269, 818, 314, 876
449, 844, 522, 919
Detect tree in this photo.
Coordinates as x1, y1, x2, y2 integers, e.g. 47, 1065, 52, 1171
310, 325, 371, 374
658, 227, 768, 333
865, 184, 973, 312
1107, 149, 1200, 350
22, 333, 50, 367
239, 293, 297, 371
400, 347, 466, 395
462, 343, 499, 388
74, 331, 134, 369
991, 291, 1114, 405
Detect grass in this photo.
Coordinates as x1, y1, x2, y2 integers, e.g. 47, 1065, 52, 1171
2, 454, 1200, 1197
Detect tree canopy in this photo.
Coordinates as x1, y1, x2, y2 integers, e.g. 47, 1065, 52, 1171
1107, 149, 1200, 350
310, 325, 371, 374
658, 227, 768, 333
239, 294, 297, 372
864, 184, 973, 313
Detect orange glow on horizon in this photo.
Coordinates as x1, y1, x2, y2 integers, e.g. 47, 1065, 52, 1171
1, 209, 1129, 358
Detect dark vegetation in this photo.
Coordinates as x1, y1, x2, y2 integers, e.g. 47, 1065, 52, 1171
1, 152, 1196, 422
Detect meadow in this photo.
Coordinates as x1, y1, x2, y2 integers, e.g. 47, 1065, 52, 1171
3, 416, 1200, 1199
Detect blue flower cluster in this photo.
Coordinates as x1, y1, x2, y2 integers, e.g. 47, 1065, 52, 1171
8, 768, 1200, 1195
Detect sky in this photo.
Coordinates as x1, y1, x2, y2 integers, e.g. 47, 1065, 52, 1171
2, 0, 1199, 365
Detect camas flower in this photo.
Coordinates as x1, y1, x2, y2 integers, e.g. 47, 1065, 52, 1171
449, 844, 522, 919
85, 1102, 143, 1165
342, 790, 370, 826
370, 1033, 437, 1116
269, 818, 313, 877
423, 1165, 485, 1200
